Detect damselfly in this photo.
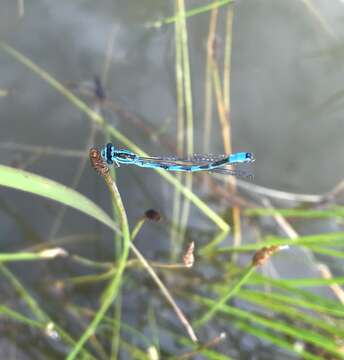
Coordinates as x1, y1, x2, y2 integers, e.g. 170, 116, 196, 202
101, 143, 255, 177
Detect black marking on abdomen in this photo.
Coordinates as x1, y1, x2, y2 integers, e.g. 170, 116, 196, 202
211, 157, 229, 167
179, 166, 191, 171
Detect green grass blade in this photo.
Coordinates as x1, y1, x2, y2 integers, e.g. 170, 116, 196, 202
150, 0, 234, 28
172, 0, 195, 256
0, 265, 96, 359
216, 232, 344, 253
193, 295, 344, 359
67, 178, 131, 360
0, 165, 118, 232
237, 290, 344, 337
248, 275, 344, 288
307, 245, 344, 258
245, 206, 344, 218
194, 266, 256, 327
233, 320, 324, 360
248, 274, 344, 313
0, 264, 47, 321
0, 251, 62, 262
241, 288, 344, 317
0, 305, 43, 329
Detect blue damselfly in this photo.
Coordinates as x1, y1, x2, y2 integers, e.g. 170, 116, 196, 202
100, 143, 254, 177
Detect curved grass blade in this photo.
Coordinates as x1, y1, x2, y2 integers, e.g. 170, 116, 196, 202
245, 207, 344, 218
214, 232, 344, 254
192, 295, 344, 359
234, 320, 324, 360
0, 165, 118, 233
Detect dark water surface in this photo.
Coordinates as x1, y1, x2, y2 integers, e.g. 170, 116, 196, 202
0, 1, 343, 359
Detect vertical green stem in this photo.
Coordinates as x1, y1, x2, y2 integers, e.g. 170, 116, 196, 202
67, 179, 131, 360
175, 0, 194, 255
203, 4, 218, 153
170, 4, 185, 260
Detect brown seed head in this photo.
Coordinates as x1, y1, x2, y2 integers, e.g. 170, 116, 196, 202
89, 148, 109, 177
144, 209, 161, 222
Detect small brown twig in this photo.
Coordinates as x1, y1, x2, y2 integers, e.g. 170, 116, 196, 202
175, 332, 226, 360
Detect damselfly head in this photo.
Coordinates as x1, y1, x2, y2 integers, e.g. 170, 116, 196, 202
245, 152, 255, 163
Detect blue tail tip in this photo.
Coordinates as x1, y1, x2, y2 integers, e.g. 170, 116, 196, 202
231, 152, 255, 163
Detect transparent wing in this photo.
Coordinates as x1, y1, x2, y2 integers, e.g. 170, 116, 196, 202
136, 156, 192, 167
185, 154, 227, 162
137, 154, 226, 166
211, 167, 254, 179
137, 155, 253, 177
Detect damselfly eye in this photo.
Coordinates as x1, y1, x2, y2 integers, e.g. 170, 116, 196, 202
246, 153, 255, 162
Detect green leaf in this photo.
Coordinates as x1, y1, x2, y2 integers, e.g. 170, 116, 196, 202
216, 232, 344, 253
192, 295, 344, 359
245, 206, 344, 218
0, 165, 118, 233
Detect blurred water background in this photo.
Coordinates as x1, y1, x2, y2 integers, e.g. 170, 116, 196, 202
0, 1, 343, 359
